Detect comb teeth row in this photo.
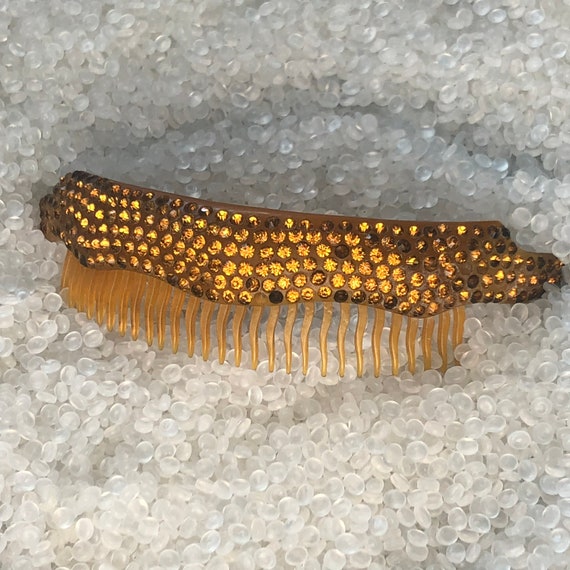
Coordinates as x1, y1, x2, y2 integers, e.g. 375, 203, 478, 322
62, 252, 465, 376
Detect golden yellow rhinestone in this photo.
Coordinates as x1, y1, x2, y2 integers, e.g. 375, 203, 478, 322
269, 262, 283, 276
323, 258, 338, 272
392, 267, 406, 282
376, 265, 389, 279
224, 242, 238, 256
142, 259, 152, 273
217, 210, 228, 222
359, 262, 372, 275
208, 240, 222, 255
359, 222, 369, 232
238, 291, 252, 304
271, 231, 286, 243
219, 226, 232, 238
284, 218, 295, 229
316, 244, 331, 257
348, 276, 362, 290
231, 276, 244, 289
286, 290, 300, 302
223, 261, 236, 275
495, 269, 505, 281
369, 248, 383, 264
344, 233, 360, 246
240, 244, 255, 258
277, 245, 291, 259
263, 279, 276, 292
364, 278, 377, 292
256, 263, 269, 277
303, 258, 317, 271
380, 281, 392, 294
301, 288, 314, 301
319, 286, 332, 299
409, 225, 419, 237
196, 253, 209, 266
293, 273, 307, 287
375, 222, 385, 234
277, 276, 291, 289
254, 231, 268, 244
332, 273, 346, 288
311, 271, 326, 285
288, 231, 303, 243
351, 247, 364, 262
150, 246, 160, 257
396, 283, 408, 297
214, 275, 227, 289
193, 235, 206, 249
387, 253, 402, 266
260, 247, 273, 259
427, 274, 440, 288
342, 261, 355, 274
286, 259, 300, 272
327, 232, 342, 245
297, 243, 310, 256
231, 213, 243, 225
306, 231, 322, 245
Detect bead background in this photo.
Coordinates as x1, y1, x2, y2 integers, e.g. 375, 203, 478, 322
2, 0, 570, 568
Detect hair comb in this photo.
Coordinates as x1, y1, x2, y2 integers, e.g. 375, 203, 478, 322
39, 171, 563, 377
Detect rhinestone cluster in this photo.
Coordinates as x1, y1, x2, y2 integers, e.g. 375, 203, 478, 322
40, 172, 563, 317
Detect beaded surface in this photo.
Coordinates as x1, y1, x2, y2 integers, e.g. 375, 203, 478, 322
41, 171, 562, 317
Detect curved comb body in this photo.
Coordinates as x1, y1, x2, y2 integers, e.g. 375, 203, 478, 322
40, 171, 563, 376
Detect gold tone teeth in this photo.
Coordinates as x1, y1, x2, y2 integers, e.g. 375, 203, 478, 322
60, 251, 467, 377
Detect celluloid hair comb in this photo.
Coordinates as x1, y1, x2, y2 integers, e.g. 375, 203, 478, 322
40, 172, 563, 377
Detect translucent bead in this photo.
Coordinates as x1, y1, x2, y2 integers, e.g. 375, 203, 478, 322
323, 549, 346, 570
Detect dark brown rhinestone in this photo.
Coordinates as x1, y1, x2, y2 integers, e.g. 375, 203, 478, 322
269, 291, 283, 304
468, 239, 479, 251
191, 284, 203, 297
364, 233, 379, 246
246, 278, 260, 292
502, 226, 511, 238
471, 291, 482, 302
452, 278, 464, 291
266, 217, 280, 229
495, 240, 506, 253
334, 290, 349, 303
384, 295, 397, 309
351, 292, 366, 304
488, 225, 500, 238
335, 244, 349, 258
339, 220, 352, 231
423, 226, 436, 237
397, 239, 411, 253
424, 257, 437, 271
321, 221, 334, 232
467, 275, 479, 288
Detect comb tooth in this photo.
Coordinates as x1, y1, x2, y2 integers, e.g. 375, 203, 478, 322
232, 305, 246, 367
372, 308, 385, 377
130, 274, 147, 341
249, 306, 263, 369
283, 304, 298, 374
185, 296, 200, 356
355, 305, 368, 377
85, 272, 98, 320
156, 280, 172, 350
301, 303, 315, 375
105, 272, 120, 331
337, 303, 350, 377
61, 251, 73, 289
438, 311, 451, 373
422, 317, 435, 370
200, 300, 215, 360
452, 306, 466, 355
406, 317, 419, 374
319, 303, 333, 377
266, 306, 280, 372
169, 288, 186, 353
216, 304, 231, 363
96, 271, 113, 325
389, 313, 403, 375
112, 271, 129, 335
144, 278, 161, 346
